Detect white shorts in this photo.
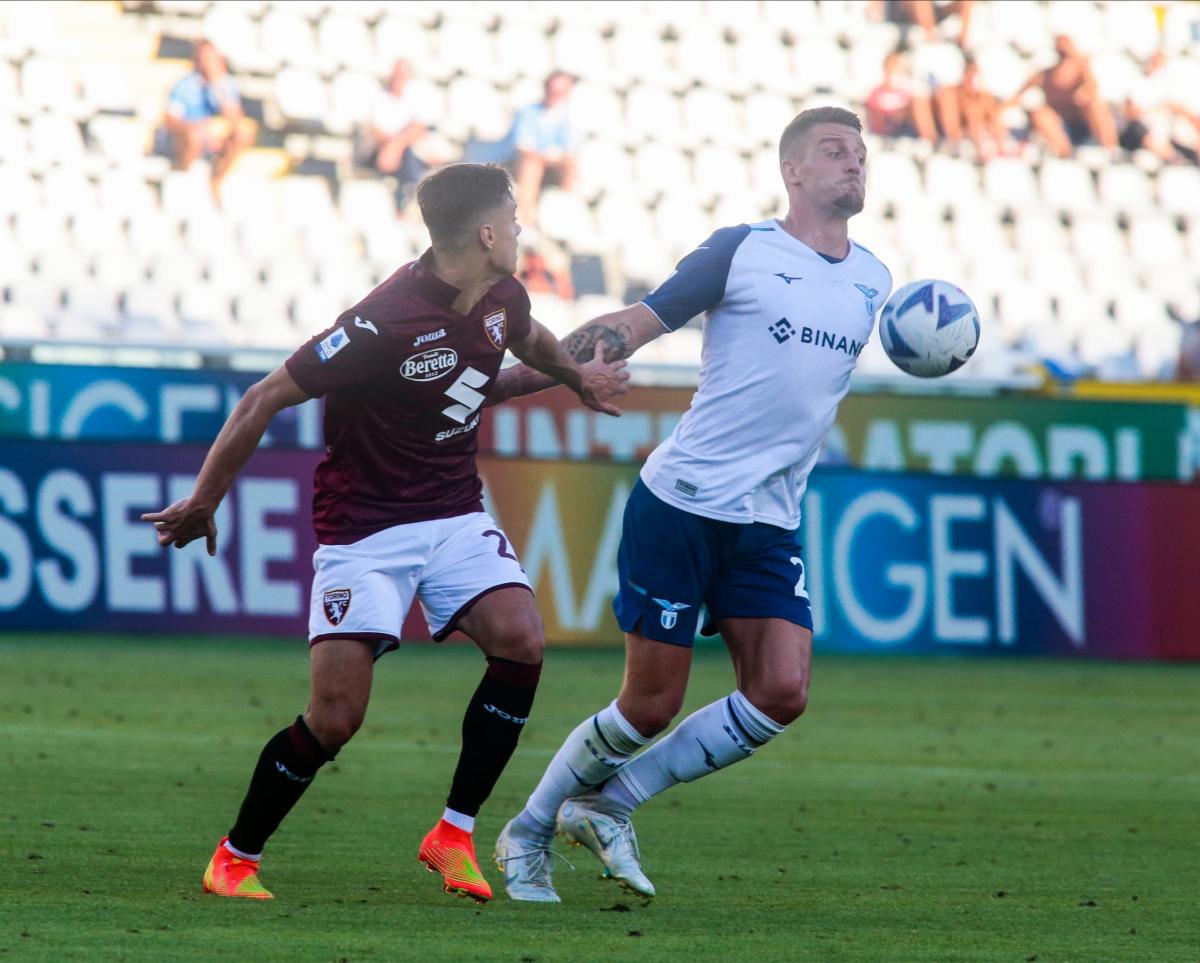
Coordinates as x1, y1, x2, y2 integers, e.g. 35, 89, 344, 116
307, 512, 532, 656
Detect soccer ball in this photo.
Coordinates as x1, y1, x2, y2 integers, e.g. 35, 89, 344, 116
879, 279, 981, 378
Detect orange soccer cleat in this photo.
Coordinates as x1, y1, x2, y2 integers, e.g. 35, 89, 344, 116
418, 820, 493, 903
202, 837, 274, 900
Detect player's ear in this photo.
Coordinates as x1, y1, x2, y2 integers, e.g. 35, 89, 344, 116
478, 221, 496, 250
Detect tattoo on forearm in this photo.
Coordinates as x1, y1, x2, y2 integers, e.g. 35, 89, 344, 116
564, 324, 630, 363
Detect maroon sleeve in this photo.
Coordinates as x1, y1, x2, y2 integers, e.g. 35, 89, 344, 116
285, 313, 391, 398
507, 281, 533, 344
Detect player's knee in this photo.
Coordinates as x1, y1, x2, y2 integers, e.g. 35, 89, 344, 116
744, 680, 808, 725
621, 694, 683, 738
305, 703, 364, 751
484, 609, 545, 664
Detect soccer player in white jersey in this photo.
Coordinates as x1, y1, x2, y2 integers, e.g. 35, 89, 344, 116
486, 107, 892, 902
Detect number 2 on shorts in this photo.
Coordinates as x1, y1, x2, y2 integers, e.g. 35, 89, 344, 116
483, 529, 517, 561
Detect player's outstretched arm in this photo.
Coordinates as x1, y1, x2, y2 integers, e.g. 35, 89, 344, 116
506, 318, 631, 416
140, 365, 310, 556
488, 302, 664, 407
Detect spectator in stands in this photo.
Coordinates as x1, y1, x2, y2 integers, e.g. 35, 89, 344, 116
165, 39, 256, 193
865, 50, 937, 143
1121, 51, 1200, 164
363, 59, 445, 197
518, 245, 574, 300
881, 0, 976, 47
956, 56, 1012, 161
1178, 322, 1200, 382
1005, 34, 1118, 157
509, 71, 578, 224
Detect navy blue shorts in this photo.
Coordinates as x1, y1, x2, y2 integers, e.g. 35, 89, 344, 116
612, 479, 814, 648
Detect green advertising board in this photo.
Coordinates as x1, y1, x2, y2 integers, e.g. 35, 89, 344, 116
822, 393, 1194, 482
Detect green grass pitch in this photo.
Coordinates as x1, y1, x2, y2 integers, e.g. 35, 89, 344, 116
2, 634, 1198, 963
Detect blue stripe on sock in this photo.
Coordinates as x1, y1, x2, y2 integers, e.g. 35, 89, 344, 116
592, 716, 620, 755
725, 696, 766, 747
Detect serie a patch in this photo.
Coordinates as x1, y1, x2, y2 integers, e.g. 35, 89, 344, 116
314, 327, 350, 363
323, 588, 351, 625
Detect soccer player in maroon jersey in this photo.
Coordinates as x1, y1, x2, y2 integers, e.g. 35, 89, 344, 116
142, 163, 628, 903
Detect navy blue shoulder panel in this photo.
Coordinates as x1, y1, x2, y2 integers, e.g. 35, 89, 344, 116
641, 224, 752, 331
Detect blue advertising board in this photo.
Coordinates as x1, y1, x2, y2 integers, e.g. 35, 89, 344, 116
2, 441, 1198, 659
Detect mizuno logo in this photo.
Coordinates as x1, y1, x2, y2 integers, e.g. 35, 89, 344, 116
774, 273, 803, 284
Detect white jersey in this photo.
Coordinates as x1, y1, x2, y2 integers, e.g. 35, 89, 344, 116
639, 219, 892, 529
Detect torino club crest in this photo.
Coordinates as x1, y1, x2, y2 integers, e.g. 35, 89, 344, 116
323, 588, 351, 626
483, 309, 506, 349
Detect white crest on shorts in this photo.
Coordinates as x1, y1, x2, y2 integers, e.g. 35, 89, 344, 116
652, 597, 691, 630
323, 588, 351, 626
483, 309, 506, 349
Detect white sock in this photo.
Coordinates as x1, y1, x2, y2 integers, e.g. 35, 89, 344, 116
223, 839, 262, 861
442, 807, 475, 833
517, 700, 649, 834
603, 691, 786, 813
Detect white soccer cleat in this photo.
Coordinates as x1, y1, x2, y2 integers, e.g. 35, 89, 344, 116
494, 818, 561, 903
556, 792, 656, 898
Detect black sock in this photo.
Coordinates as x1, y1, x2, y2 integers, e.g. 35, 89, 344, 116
227, 715, 334, 855
445, 657, 542, 818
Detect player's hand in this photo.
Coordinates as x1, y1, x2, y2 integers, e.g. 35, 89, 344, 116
140, 497, 219, 556
576, 342, 629, 416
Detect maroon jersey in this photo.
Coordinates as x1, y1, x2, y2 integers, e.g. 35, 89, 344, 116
285, 251, 532, 544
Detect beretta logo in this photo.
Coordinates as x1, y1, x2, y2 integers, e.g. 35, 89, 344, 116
401, 347, 458, 381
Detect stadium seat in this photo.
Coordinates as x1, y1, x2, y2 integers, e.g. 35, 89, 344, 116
435, 17, 497, 79
922, 155, 981, 213
325, 71, 378, 135
536, 188, 596, 252
789, 35, 848, 96
338, 178, 396, 231
235, 286, 296, 346
576, 138, 634, 202
1157, 166, 1200, 219
742, 90, 794, 147
680, 86, 741, 147
201, 4, 269, 73
624, 85, 684, 146
982, 157, 1038, 211
274, 67, 328, 126
867, 153, 922, 211
616, 233, 674, 289
0, 304, 51, 341
260, 7, 321, 72
608, 27, 676, 91
1038, 157, 1097, 214
528, 291, 573, 337
1128, 212, 1186, 267
493, 21, 553, 80
551, 23, 609, 82
1134, 322, 1184, 379
317, 10, 376, 73
204, 253, 259, 296
731, 26, 793, 96
593, 193, 655, 249
655, 193, 717, 253
631, 141, 692, 201
62, 277, 122, 330
1096, 164, 1154, 214
692, 145, 748, 205
568, 83, 624, 141
674, 24, 742, 95
443, 74, 509, 142
28, 114, 86, 171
